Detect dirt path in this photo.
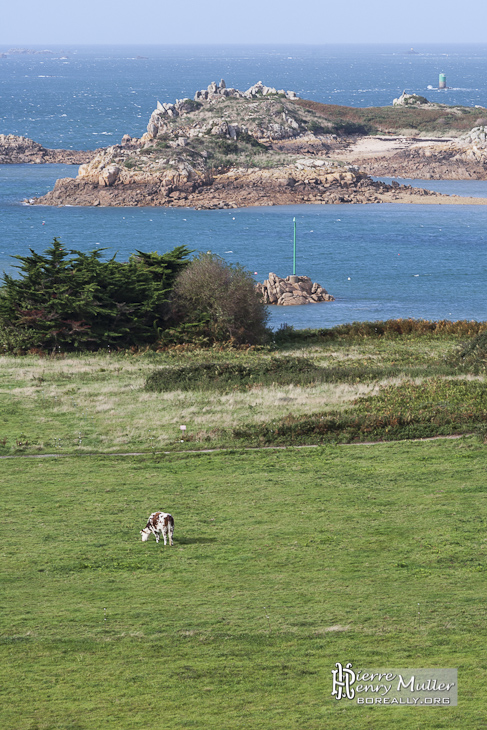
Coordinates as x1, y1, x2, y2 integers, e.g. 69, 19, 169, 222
0, 434, 470, 460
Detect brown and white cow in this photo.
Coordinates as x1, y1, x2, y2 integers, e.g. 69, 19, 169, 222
140, 512, 174, 545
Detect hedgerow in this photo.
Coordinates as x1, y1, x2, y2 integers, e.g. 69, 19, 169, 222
145, 357, 322, 392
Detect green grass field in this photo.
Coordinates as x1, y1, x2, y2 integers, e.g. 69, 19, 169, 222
1, 440, 486, 729
1, 325, 486, 727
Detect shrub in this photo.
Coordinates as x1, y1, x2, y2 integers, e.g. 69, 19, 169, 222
271, 319, 486, 346
232, 378, 487, 445
169, 253, 269, 345
179, 99, 202, 113
315, 319, 486, 340
145, 357, 322, 392
456, 330, 487, 373
403, 94, 429, 106
307, 120, 326, 135
237, 131, 268, 151
213, 138, 239, 155
330, 120, 376, 136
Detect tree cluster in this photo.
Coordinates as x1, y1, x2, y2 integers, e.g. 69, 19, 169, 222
168, 252, 269, 346
0, 241, 269, 352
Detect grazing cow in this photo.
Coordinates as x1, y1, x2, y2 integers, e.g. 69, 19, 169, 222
140, 511, 174, 545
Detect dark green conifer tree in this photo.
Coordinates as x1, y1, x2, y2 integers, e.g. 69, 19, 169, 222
0, 239, 191, 351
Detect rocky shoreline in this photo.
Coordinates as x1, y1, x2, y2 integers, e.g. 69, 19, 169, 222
344, 144, 487, 180
32, 161, 448, 209
3, 82, 487, 208
335, 128, 487, 180
0, 134, 94, 165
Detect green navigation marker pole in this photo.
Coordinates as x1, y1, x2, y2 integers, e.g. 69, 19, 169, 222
293, 217, 296, 275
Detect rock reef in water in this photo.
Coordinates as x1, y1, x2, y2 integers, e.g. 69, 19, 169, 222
5, 48, 54, 55
256, 273, 334, 305
0, 134, 94, 165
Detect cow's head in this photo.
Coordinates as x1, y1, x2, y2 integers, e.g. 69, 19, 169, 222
140, 528, 150, 542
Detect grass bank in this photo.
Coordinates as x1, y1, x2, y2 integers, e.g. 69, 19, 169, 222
295, 99, 487, 137
1, 322, 485, 454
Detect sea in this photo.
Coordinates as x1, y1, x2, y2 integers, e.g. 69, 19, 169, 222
1, 43, 487, 329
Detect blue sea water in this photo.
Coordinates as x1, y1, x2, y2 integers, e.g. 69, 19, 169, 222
3, 44, 487, 150
1, 44, 487, 328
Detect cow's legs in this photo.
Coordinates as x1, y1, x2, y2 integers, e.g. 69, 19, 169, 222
154, 531, 160, 543
162, 527, 168, 545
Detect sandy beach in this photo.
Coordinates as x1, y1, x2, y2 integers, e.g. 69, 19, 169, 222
334, 135, 454, 160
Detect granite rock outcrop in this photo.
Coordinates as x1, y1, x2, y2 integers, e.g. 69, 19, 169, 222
256, 273, 334, 305
140, 80, 304, 146
33, 154, 418, 208
392, 91, 431, 107
193, 79, 299, 102
28, 81, 471, 207
0, 134, 94, 165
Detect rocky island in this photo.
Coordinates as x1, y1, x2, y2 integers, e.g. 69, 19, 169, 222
0, 134, 94, 165
8, 81, 486, 208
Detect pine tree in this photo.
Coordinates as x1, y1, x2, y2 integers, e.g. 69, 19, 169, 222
0, 239, 192, 351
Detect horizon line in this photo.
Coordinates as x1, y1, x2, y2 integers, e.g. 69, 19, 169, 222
2, 41, 487, 47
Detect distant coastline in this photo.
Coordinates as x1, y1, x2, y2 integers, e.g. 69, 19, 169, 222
2, 68, 487, 210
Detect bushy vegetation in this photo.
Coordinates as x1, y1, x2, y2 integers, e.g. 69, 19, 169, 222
232, 377, 487, 445
273, 318, 486, 345
330, 120, 377, 136
456, 329, 487, 373
134, 123, 282, 172
295, 98, 487, 136
306, 119, 327, 134
237, 130, 268, 150
0, 241, 272, 352
167, 252, 269, 346
145, 356, 322, 392
402, 94, 429, 106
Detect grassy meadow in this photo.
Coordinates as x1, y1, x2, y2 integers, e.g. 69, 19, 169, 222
1, 441, 487, 729
1, 324, 486, 728
1, 323, 486, 455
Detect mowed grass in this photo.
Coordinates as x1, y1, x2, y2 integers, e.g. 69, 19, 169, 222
1, 441, 487, 729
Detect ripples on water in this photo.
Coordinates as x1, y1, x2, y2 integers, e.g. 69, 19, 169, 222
2, 44, 487, 149
1, 165, 487, 328
1, 45, 487, 326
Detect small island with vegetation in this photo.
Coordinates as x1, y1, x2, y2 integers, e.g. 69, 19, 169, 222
13, 80, 486, 209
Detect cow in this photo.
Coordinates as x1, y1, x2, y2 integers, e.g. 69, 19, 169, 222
140, 511, 174, 545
